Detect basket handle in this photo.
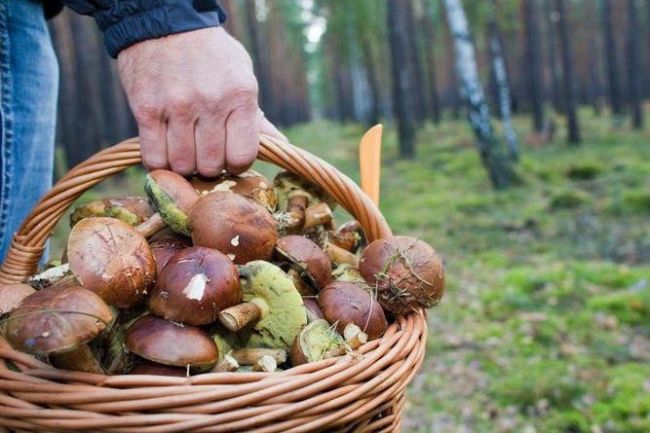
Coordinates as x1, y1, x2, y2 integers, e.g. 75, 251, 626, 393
0, 135, 391, 283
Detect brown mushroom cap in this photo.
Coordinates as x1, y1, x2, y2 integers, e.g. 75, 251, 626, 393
149, 246, 241, 325
275, 235, 332, 289
318, 281, 387, 340
67, 217, 157, 307
70, 196, 154, 227
188, 192, 278, 264
191, 171, 277, 212
359, 236, 445, 315
5, 285, 114, 356
125, 315, 218, 368
147, 170, 199, 215
149, 229, 192, 274
0, 283, 36, 316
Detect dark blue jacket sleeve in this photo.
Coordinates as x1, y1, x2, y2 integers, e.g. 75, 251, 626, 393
60, 0, 227, 58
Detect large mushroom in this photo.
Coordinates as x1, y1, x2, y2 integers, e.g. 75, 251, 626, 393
290, 319, 346, 366
125, 315, 218, 370
70, 196, 154, 227
191, 170, 277, 212
149, 246, 241, 325
359, 236, 445, 314
318, 281, 387, 340
67, 217, 156, 307
218, 261, 306, 351
188, 191, 277, 264
275, 235, 332, 290
5, 285, 114, 357
140, 169, 200, 237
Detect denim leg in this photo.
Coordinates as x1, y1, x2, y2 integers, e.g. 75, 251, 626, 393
0, 0, 58, 262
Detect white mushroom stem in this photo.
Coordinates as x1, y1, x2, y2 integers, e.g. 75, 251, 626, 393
304, 202, 333, 230
211, 354, 239, 372
230, 348, 287, 365
343, 324, 368, 350
218, 302, 262, 331
252, 354, 277, 372
135, 212, 166, 238
325, 242, 359, 267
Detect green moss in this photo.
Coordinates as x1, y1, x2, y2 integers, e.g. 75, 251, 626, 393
622, 189, 650, 213
549, 189, 591, 209
588, 289, 650, 325
565, 161, 606, 180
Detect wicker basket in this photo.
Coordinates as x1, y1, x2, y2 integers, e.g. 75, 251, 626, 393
0, 135, 427, 433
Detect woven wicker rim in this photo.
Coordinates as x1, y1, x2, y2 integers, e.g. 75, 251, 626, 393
0, 135, 427, 433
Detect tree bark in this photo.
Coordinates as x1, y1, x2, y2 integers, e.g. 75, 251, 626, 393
387, 0, 417, 157
443, 0, 516, 189
523, 0, 545, 132
487, 10, 518, 160
554, 0, 580, 144
601, 0, 623, 116
244, 0, 272, 120
625, 0, 644, 128
543, 0, 563, 112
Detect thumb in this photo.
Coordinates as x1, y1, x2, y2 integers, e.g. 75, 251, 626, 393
259, 111, 288, 142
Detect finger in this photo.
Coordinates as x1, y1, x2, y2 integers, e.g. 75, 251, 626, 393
225, 103, 260, 174
259, 113, 288, 142
166, 114, 197, 176
195, 114, 226, 177
135, 109, 168, 171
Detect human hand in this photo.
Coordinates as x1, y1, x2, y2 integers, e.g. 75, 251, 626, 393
117, 27, 286, 176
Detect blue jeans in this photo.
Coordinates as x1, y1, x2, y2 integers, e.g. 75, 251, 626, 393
0, 0, 58, 262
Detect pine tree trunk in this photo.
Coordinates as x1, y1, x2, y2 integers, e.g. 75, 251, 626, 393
244, 0, 272, 121
626, 0, 644, 128
443, 0, 516, 189
543, 0, 563, 113
387, 0, 417, 157
601, 0, 623, 115
554, 0, 580, 144
420, 0, 441, 124
523, 0, 545, 132
488, 15, 519, 160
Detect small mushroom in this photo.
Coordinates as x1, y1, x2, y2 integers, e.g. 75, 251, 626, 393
149, 246, 241, 325
218, 261, 306, 351
324, 242, 359, 267
67, 217, 156, 307
5, 285, 114, 356
343, 323, 368, 350
290, 319, 346, 366
331, 264, 365, 283
275, 235, 332, 290
303, 202, 334, 230
318, 281, 387, 340
191, 170, 277, 212
252, 354, 277, 372
70, 196, 154, 227
188, 191, 278, 264
148, 229, 192, 274
329, 220, 365, 252
140, 169, 200, 237
286, 268, 316, 297
211, 354, 240, 372
0, 283, 35, 317
129, 361, 188, 377
125, 315, 218, 369
359, 236, 445, 314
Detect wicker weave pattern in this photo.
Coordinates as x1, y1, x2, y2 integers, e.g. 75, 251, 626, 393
0, 136, 427, 432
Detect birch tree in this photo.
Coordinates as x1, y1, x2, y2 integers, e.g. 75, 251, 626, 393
443, 0, 516, 189
487, 7, 519, 160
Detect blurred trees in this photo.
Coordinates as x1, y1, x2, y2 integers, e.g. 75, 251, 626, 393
49, 0, 649, 187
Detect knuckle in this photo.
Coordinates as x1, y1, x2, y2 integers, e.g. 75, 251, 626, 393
134, 104, 162, 126
167, 95, 195, 116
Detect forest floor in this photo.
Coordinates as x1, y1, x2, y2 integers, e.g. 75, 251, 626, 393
52, 109, 650, 433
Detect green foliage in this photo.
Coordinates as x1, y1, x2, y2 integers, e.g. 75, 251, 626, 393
549, 189, 591, 209
538, 411, 590, 433
588, 289, 650, 325
565, 160, 606, 180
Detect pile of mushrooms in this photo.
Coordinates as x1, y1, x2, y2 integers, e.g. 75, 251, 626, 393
1, 168, 445, 375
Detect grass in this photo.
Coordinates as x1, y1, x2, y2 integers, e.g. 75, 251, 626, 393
51, 108, 650, 432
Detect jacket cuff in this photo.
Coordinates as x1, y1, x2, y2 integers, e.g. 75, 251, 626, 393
102, 1, 227, 58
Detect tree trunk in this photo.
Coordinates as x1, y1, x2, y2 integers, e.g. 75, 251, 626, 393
523, 0, 545, 132
626, 0, 644, 128
601, 0, 623, 115
554, 0, 580, 144
420, 0, 441, 124
543, 0, 563, 113
387, 0, 417, 158
443, 0, 516, 189
244, 0, 272, 120
487, 14, 519, 160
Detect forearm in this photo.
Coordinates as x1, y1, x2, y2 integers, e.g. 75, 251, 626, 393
60, 0, 227, 58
